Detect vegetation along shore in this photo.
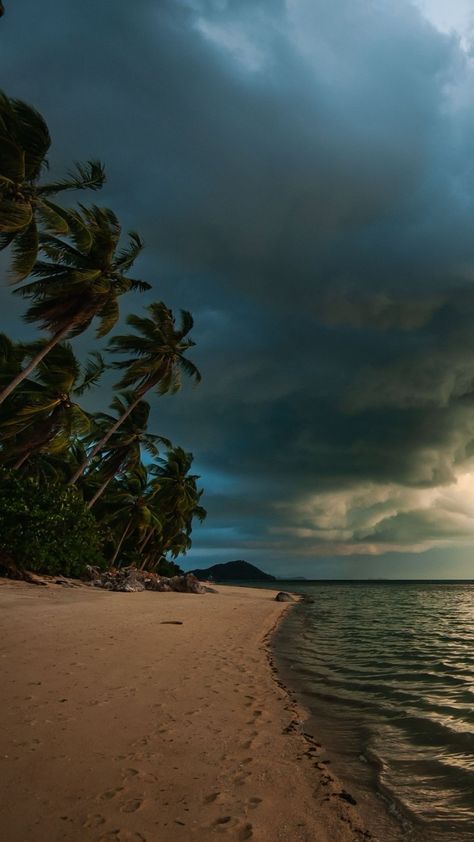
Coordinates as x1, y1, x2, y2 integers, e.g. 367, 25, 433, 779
0, 89, 205, 581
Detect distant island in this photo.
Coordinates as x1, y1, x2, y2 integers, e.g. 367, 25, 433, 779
190, 560, 276, 582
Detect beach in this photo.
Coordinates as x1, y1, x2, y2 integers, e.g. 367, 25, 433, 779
0, 580, 371, 841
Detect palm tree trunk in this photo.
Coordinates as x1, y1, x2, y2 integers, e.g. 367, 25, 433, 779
13, 450, 31, 470
109, 519, 133, 568
0, 325, 71, 406
139, 528, 156, 568
87, 473, 115, 510
68, 392, 144, 486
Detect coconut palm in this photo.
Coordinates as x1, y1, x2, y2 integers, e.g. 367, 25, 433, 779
101, 466, 162, 567
0, 333, 27, 391
0, 91, 105, 281
140, 447, 206, 570
68, 301, 201, 485
0, 342, 104, 469
0, 204, 148, 405
84, 393, 169, 509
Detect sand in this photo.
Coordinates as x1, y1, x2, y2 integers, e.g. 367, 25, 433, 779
0, 580, 373, 842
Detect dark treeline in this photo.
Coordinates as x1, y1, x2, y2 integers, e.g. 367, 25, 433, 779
0, 91, 206, 577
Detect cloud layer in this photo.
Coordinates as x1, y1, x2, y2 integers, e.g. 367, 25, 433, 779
2, 1, 474, 573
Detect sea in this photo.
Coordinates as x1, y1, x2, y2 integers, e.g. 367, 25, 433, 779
267, 580, 474, 842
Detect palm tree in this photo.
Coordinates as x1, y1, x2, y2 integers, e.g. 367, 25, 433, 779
140, 447, 206, 570
101, 466, 161, 567
0, 91, 105, 281
84, 393, 169, 509
0, 342, 104, 469
0, 204, 149, 405
0, 333, 27, 390
68, 301, 201, 485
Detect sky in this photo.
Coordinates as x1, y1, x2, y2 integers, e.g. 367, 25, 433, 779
2, 0, 474, 577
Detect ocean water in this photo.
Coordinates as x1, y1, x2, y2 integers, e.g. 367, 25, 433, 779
271, 581, 474, 842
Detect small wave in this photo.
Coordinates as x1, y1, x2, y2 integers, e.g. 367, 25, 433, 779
275, 581, 474, 841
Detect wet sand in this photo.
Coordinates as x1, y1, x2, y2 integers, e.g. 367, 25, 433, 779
0, 580, 373, 841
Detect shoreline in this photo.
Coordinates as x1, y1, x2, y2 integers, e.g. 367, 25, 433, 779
0, 579, 374, 841
271, 601, 406, 842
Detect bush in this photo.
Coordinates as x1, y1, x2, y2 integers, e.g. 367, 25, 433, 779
0, 469, 105, 577
154, 558, 183, 577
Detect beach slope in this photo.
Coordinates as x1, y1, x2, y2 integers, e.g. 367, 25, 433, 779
0, 581, 370, 841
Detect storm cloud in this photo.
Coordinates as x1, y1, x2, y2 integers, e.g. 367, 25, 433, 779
2, 0, 474, 575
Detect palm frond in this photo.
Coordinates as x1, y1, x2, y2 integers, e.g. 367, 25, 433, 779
9, 96, 51, 180
178, 356, 202, 383
95, 296, 120, 339
8, 221, 38, 283
38, 160, 106, 196
178, 309, 194, 338
115, 231, 143, 269
36, 199, 70, 236
0, 196, 32, 233
75, 351, 105, 395
0, 134, 25, 182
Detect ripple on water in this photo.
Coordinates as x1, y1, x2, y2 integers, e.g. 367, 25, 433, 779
274, 581, 474, 842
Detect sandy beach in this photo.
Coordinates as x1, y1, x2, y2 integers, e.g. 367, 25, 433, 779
0, 580, 372, 842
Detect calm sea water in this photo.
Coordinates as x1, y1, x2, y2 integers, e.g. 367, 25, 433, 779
271, 581, 474, 842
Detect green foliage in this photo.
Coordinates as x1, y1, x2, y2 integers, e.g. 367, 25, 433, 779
0, 90, 206, 576
109, 301, 201, 396
154, 558, 183, 577
0, 468, 105, 576
0, 90, 105, 281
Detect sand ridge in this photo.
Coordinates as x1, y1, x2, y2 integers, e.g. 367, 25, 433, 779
0, 580, 374, 841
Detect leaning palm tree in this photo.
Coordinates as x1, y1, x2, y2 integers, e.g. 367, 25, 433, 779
0, 204, 148, 405
0, 333, 28, 391
0, 342, 104, 469
68, 301, 201, 485
141, 447, 206, 569
84, 394, 169, 509
0, 91, 105, 281
101, 466, 161, 567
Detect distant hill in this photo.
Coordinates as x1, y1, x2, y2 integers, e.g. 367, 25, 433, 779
190, 560, 276, 582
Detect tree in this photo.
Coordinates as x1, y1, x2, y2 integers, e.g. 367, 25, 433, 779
0, 342, 104, 469
68, 301, 201, 485
141, 447, 206, 570
0, 91, 105, 281
0, 468, 105, 577
101, 466, 161, 567
0, 204, 149, 404
84, 393, 169, 509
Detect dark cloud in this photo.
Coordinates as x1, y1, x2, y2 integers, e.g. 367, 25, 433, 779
2, 1, 474, 574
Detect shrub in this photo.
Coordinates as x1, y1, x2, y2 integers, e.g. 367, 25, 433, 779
0, 468, 105, 577
155, 558, 183, 577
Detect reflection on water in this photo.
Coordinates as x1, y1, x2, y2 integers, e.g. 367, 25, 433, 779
273, 582, 474, 842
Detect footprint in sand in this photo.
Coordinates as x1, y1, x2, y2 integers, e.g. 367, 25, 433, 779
122, 768, 139, 780
248, 797, 262, 809
99, 787, 124, 801
120, 798, 143, 813
234, 771, 251, 786
203, 792, 225, 805
83, 813, 106, 828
